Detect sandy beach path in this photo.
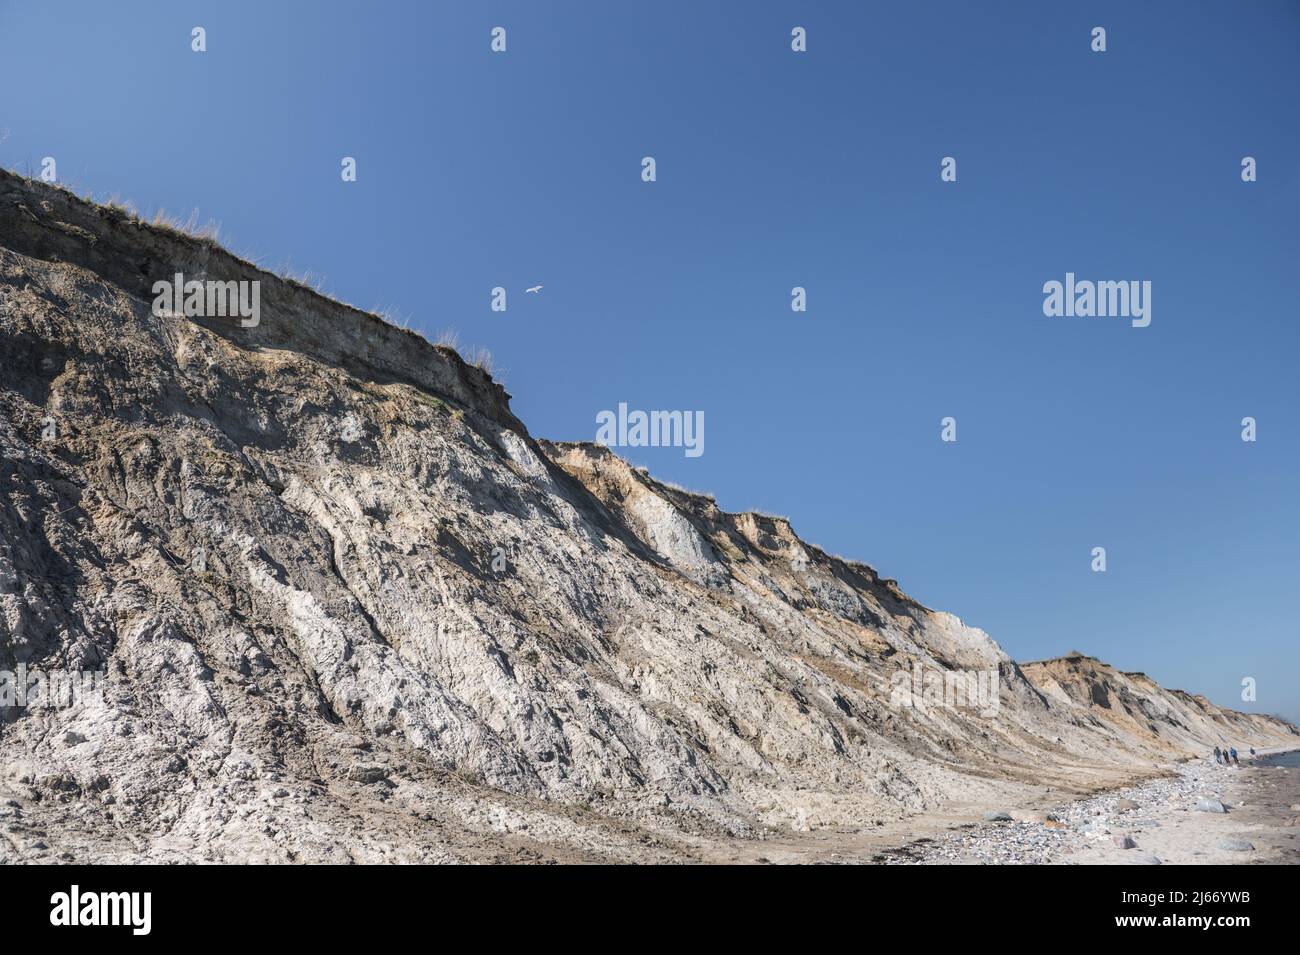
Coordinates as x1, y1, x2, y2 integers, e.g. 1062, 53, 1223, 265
875, 749, 1300, 865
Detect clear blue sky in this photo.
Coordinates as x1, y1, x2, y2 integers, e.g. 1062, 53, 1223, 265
3, 1, 1297, 720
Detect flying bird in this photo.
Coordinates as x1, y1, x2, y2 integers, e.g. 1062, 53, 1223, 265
525, 285, 543, 293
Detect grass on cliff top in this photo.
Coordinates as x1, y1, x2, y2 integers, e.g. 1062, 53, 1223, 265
9, 167, 500, 382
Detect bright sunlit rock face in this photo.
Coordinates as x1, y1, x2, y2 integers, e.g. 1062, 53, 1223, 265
0, 171, 1294, 863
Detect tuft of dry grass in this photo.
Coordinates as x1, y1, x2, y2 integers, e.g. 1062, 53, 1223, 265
373, 305, 415, 330
150, 208, 221, 242
650, 476, 718, 502
430, 329, 503, 380
433, 328, 461, 351
428, 329, 502, 379
103, 194, 140, 220
274, 263, 327, 293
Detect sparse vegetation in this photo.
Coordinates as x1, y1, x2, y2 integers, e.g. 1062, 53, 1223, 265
5, 166, 502, 386
432, 330, 497, 379
151, 208, 221, 243
651, 475, 717, 502
52, 221, 98, 245
455, 769, 483, 788
411, 390, 451, 414
373, 305, 415, 331
274, 263, 327, 293
102, 195, 139, 221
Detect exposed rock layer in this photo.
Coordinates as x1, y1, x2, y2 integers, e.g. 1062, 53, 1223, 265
1, 171, 1294, 862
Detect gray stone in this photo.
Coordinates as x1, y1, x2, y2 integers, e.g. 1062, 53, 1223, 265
1216, 838, 1254, 852
345, 766, 389, 785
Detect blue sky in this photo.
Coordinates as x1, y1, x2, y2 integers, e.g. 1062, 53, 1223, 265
2, 1, 1297, 720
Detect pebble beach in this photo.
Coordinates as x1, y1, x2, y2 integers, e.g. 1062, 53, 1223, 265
880, 749, 1300, 865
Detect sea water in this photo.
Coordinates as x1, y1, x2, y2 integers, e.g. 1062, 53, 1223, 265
1259, 750, 1300, 768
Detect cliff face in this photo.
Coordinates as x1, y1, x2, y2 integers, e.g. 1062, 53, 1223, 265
1, 171, 1294, 862
1018, 654, 1290, 757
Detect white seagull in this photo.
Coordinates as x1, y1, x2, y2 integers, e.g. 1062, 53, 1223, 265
525, 285, 543, 293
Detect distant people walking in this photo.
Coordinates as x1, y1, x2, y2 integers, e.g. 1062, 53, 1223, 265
1214, 746, 1221, 764
1230, 747, 1239, 765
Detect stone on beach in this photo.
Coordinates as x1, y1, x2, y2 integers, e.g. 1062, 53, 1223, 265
1194, 799, 1227, 813
1216, 838, 1254, 852
879, 755, 1297, 866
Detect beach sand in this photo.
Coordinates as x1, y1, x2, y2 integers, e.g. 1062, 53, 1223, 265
865, 749, 1300, 865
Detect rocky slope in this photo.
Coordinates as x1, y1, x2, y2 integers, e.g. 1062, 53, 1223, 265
1019, 653, 1286, 758
1, 169, 1294, 863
